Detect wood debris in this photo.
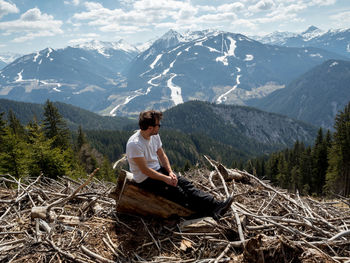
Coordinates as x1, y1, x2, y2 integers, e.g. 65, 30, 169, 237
1, 159, 350, 263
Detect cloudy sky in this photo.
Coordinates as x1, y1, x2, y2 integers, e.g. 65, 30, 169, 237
0, 0, 349, 54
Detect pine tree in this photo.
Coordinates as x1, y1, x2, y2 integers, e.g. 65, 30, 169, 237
77, 125, 87, 150
326, 101, 350, 196
0, 112, 6, 149
43, 100, 70, 149
26, 120, 69, 179
299, 147, 313, 195
0, 126, 28, 177
8, 110, 25, 138
312, 128, 328, 195
276, 153, 289, 189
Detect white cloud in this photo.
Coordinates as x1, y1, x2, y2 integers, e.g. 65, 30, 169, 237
217, 2, 244, 13
308, 0, 336, 6
330, 11, 350, 25
231, 19, 258, 31
248, 0, 275, 13
73, 0, 199, 32
0, 8, 63, 42
133, 0, 186, 11
0, 0, 19, 19
64, 0, 80, 6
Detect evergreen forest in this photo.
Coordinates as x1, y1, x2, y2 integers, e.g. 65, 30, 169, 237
0, 99, 349, 197
243, 101, 350, 197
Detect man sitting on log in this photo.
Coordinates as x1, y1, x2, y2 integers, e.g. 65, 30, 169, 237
126, 110, 234, 220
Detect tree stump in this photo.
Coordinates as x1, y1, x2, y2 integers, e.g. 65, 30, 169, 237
113, 170, 195, 218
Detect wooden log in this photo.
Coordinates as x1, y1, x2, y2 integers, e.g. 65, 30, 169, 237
179, 217, 218, 232
114, 170, 195, 218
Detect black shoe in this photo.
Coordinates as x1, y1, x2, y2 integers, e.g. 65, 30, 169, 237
212, 194, 234, 220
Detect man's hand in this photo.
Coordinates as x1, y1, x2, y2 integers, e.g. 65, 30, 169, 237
165, 171, 178, 187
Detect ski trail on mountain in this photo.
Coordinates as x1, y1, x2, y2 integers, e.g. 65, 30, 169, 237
150, 54, 162, 69
148, 74, 161, 86
167, 74, 183, 105
216, 36, 236, 66
110, 88, 152, 116
217, 67, 241, 104
15, 70, 23, 82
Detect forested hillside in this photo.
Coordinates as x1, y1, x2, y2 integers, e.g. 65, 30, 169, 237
163, 101, 317, 154
0, 100, 116, 181
1, 98, 349, 197
245, 101, 350, 197
0, 99, 135, 130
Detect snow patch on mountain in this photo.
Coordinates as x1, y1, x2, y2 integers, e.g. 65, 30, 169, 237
216, 36, 236, 66
150, 54, 163, 69
109, 88, 152, 116
310, 53, 323, 58
148, 74, 161, 86
244, 54, 254, 61
167, 74, 183, 105
301, 26, 324, 41
33, 52, 40, 62
46, 48, 53, 58
75, 40, 139, 56
217, 70, 241, 103
15, 70, 23, 82
0, 52, 23, 64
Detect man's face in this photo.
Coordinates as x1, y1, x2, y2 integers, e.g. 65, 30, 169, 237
149, 120, 161, 136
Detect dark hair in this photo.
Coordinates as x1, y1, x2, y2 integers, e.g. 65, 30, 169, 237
139, 110, 163, 130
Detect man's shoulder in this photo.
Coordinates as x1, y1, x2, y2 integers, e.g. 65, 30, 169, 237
127, 131, 141, 145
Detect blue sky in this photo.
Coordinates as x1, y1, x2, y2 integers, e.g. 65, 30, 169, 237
0, 0, 349, 54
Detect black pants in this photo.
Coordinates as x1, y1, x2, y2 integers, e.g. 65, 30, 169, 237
138, 167, 220, 216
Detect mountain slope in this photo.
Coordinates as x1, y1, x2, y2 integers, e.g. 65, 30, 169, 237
247, 59, 350, 130
162, 101, 317, 155
0, 42, 138, 112
107, 29, 346, 116
0, 99, 134, 130
0, 52, 22, 70
254, 26, 350, 58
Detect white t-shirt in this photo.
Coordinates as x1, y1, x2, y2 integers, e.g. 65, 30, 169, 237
126, 130, 162, 183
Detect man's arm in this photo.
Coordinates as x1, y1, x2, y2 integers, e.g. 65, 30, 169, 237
157, 147, 172, 173
132, 156, 177, 186
157, 147, 178, 185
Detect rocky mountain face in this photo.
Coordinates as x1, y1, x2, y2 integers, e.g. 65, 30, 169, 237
0, 41, 139, 111
108, 29, 345, 116
253, 26, 350, 58
247, 59, 350, 130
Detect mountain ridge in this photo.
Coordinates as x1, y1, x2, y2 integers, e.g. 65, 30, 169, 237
247, 59, 350, 130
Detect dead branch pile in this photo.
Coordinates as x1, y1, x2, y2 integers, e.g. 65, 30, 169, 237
1, 158, 350, 263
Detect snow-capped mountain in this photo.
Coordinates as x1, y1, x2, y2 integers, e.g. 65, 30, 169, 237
0, 44, 138, 111
74, 39, 139, 55
253, 26, 350, 58
0, 52, 23, 69
0, 29, 347, 116
104, 29, 346, 116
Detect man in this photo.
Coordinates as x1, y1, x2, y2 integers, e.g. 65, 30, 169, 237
126, 110, 233, 219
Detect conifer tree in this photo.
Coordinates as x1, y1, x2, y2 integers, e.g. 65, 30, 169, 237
299, 147, 313, 195
26, 120, 69, 179
77, 125, 87, 150
312, 128, 328, 195
326, 101, 350, 196
0, 126, 28, 177
43, 100, 70, 149
8, 110, 25, 137
0, 112, 6, 149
